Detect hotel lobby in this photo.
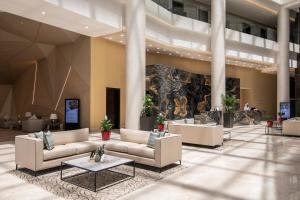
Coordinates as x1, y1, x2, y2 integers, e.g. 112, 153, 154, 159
0, 0, 300, 199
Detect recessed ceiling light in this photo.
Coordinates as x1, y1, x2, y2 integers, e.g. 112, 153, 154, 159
108, 37, 113, 40
120, 40, 123, 43
149, 44, 153, 47
156, 51, 160, 54
120, 34, 125, 37
157, 47, 160, 50
41, 11, 46, 15
85, 26, 89, 29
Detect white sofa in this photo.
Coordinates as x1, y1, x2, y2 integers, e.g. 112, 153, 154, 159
168, 122, 223, 147
105, 129, 182, 169
15, 128, 102, 174
282, 118, 300, 136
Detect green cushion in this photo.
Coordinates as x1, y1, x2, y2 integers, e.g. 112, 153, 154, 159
43, 131, 55, 151
34, 131, 44, 140
147, 132, 160, 149
159, 131, 166, 137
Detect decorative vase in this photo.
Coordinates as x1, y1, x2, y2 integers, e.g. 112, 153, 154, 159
101, 131, 111, 140
95, 154, 101, 162
158, 124, 164, 132
267, 120, 273, 127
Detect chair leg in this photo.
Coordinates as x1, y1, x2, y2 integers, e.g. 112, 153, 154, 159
16, 164, 18, 170
179, 160, 182, 165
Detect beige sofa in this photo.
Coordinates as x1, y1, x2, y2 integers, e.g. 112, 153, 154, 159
15, 128, 102, 174
282, 118, 300, 136
168, 123, 223, 146
105, 129, 182, 169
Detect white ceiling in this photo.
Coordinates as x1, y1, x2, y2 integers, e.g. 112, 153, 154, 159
0, 0, 124, 37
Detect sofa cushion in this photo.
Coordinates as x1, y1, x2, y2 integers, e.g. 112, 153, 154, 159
43, 145, 77, 161
105, 141, 139, 154
128, 144, 155, 159
52, 128, 89, 145
120, 129, 150, 144
147, 132, 160, 149
67, 141, 100, 154
44, 131, 55, 150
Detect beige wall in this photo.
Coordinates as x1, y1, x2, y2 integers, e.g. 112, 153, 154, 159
0, 84, 13, 118
90, 37, 125, 131
147, 53, 277, 117
12, 36, 91, 127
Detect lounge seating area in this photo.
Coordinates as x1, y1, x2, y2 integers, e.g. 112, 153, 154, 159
1, 0, 300, 199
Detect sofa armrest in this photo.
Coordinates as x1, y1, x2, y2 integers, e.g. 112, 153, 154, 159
15, 135, 44, 171
154, 134, 182, 168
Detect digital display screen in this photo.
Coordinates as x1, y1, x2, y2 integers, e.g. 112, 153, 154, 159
280, 102, 290, 119
65, 99, 79, 123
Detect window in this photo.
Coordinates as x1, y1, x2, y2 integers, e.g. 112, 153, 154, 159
198, 9, 208, 23
242, 23, 251, 34
260, 28, 267, 39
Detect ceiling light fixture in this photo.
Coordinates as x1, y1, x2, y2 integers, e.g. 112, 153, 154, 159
85, 26, 89, 29
121, 34, 125, 37
41, 11, 46, 15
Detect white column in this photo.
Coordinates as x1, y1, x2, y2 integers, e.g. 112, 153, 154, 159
211, 0, 226, 109
125, 0, 146, 129
277, 7, 290, 112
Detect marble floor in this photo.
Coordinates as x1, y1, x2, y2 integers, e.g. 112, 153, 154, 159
0, 124, 300, 200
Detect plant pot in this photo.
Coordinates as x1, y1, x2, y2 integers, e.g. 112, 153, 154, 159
223, 112, 234, 128
101, 131, 111, 140
266, 120, 273, 127
140, 115, 156, 131
157, 124, 164, 132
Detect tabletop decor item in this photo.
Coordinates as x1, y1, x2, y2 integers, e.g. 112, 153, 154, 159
95, 144, 105, 162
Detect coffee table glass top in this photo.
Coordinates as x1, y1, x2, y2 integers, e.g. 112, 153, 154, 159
62, 155, 133, 172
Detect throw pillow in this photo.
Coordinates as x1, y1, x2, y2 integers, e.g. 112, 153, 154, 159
159, 131, 166, 137
34, 131, 44, 140
43, 131, 55, 151
147, 132, 160, 149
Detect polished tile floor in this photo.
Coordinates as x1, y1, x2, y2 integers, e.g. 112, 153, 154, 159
0, 124, 299, 200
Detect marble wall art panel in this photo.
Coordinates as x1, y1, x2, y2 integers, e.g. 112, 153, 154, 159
146, 64, 240, 120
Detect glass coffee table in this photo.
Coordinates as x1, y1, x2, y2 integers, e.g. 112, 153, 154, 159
61, 155, 135, 192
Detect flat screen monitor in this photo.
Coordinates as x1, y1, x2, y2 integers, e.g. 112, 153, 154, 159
65, 98, 80, 130
280, 102, 290, 119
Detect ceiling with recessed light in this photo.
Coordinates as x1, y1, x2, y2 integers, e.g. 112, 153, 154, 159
0, 12, 81, 84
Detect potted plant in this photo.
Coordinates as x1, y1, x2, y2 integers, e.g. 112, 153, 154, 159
100, 115, 113, 140
140, 94, 156, 131
277, 112, 285, 124
156, 113, 166, 132
264, 114, 273, 127
222, 94, 238, 128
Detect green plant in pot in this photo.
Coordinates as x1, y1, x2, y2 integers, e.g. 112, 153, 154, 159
157, 113, 166, 132
100, 115, 112, 141
222, 94, 238, 128
140, 94, 156, 131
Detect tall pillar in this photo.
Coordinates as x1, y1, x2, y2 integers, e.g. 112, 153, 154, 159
277, 7, 290, 112
211, 0, 226, 109
125, 0, 146, 129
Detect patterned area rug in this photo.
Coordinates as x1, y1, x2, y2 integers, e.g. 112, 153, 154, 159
10, 164, 186, 200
